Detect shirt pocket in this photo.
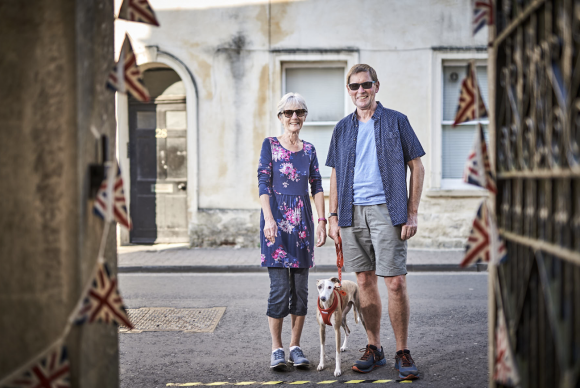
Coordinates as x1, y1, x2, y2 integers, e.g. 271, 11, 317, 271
386, 131, 403, 160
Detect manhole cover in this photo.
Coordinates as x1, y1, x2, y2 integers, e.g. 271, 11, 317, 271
119, 307, 226, 333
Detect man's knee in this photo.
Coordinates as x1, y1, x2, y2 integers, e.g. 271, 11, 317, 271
356, 270, 377, 289
385, 275, 407, 294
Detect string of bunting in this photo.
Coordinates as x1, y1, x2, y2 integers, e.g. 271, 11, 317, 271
0, 161, 133, 388
460, 4, 520, 384
0, 1, 155, 382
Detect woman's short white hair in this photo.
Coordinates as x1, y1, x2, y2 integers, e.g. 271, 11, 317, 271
277, 93, 308, 117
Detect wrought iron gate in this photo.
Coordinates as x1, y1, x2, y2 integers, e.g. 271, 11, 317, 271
493, 0, 580, 387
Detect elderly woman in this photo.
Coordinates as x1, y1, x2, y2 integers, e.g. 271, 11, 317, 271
257, 92, 327, 370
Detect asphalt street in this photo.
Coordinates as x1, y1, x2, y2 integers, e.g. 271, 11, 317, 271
119, 272, 489, 388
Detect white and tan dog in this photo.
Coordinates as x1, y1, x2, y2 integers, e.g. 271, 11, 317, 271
316, 277, 366, 377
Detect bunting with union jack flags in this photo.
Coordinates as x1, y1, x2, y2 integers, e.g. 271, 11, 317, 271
460, 201, 506, 267
74, 261, 133, 329
494, 308, 520, 386
118, 0, 160, 26
106, 34, 150, 102
0, 344, 70, 388
93, 162, 132, 230
463, 123, 497, 194
473, 0, 494, 36
453, 61, 488, 126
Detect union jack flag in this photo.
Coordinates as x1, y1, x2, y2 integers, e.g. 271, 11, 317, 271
118, 0, 160, 26
93, 163, 132, 230
453, 62, 488, 126
74, 262, 133, 329
461, 202, 491, 267
2, 345, 70, 388
461, 201, 507, 267
463, 123, 497, 194
473, 0, 494, 36
106, 34, 150, 102
494, 308, 520, 386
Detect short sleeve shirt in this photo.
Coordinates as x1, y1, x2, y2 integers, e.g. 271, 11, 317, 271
325, 102, 426, 227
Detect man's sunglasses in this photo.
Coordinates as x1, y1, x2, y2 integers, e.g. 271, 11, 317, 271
280, 109, 307, 118
348, 81, 376, 91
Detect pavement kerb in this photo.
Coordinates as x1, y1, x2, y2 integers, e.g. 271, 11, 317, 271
117, 263, 488, 273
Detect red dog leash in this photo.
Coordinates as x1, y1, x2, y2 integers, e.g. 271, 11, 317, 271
336, 235, 344, 285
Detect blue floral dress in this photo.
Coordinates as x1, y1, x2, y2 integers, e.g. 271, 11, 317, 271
258, 137, 323, 268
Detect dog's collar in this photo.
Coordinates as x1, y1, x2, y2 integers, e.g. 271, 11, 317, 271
318, 289, 342, 326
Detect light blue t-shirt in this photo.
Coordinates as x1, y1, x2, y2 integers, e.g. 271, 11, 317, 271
353, 118, 386, 205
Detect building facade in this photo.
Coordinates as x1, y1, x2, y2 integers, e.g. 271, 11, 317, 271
115, 0, 490, 249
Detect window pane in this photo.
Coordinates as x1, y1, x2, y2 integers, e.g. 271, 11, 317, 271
442, 124, 488, 178
299, 125, 334, 178
136, 111, 156, 129
443, 65, 488, 121
285, 68, 344, 122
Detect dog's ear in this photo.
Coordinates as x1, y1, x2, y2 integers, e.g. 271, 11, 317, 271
316, 279, 323, 287
330, 277, 340, 285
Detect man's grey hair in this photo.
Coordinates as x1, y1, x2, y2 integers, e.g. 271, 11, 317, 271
276, 92, 308, 117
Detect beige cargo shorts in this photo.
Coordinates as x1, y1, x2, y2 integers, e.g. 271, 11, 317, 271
340, 204, 407, 277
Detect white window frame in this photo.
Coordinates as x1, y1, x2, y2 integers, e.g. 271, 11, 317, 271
270, 51, 359, 194
427, 51, 489, 197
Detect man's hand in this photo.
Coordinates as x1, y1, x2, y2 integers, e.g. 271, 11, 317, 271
263, 217, 278, 243
401, 213, 418, 240
328, 217, 341, 241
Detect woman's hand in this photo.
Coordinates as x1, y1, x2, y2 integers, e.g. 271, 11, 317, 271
316, 221, 327, 247
263, 216, 278, 244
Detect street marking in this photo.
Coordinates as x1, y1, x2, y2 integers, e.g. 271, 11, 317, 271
167, 380, 411, 386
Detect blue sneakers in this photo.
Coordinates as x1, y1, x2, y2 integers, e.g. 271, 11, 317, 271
288, 347, 310, 368
395, 349, 419, 380
270, 349, 287, 370
352, 345, 386, 373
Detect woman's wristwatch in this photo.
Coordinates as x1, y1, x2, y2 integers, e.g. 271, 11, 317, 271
318, 218, 327, 223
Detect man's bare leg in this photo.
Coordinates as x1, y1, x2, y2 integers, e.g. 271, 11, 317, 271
355, 270, 382, 348
384, 275, 409, 351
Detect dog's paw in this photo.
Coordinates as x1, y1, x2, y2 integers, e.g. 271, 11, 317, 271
317, 363, 325, 371
334, 368, 342, 377
340, 346, 347, 352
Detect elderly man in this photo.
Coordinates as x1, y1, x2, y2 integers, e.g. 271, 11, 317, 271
326, 64, 425, 380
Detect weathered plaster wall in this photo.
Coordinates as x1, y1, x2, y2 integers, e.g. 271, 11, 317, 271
117, 0, 489, 248
0, 0, 118, 385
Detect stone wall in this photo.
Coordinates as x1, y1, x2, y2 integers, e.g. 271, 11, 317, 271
190, 209, 261, 248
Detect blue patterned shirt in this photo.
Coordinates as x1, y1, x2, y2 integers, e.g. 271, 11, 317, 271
325, 102, 426, 227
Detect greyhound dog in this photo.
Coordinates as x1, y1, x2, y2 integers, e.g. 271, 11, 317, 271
316, 277, 366, 377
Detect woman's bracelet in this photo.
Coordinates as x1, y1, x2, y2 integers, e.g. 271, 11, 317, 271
318, 218, 327, 223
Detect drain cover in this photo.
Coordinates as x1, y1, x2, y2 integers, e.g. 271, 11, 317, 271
119, 307, 226, 333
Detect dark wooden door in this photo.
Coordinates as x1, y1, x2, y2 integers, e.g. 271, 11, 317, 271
129, 100, 188, 243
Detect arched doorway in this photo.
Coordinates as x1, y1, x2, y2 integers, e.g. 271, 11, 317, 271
128, 67, 188, 243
